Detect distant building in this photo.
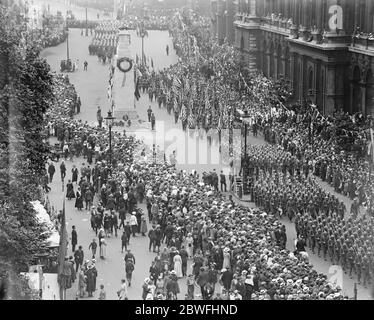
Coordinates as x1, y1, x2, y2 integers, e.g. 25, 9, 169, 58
211, 0, 374, 116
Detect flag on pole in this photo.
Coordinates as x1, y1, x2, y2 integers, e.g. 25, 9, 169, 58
172, 76, 182, 94
107, 85, 112, 101
134, 67, 142, 101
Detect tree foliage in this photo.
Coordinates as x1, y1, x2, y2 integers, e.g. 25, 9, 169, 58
0, 3, 53, 299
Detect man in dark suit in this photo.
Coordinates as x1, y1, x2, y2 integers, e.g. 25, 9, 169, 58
74, 246, 84, 272
71, 226, 77, 252
48, 163, 56, 183
196, 267, 209, 300
220, 268, 233, 292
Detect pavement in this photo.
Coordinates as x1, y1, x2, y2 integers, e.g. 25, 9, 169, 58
39, 3, 373, 300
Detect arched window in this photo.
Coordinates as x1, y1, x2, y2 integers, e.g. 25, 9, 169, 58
308, 68, 314, 94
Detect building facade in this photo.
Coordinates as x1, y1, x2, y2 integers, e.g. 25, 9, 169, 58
211, 0, 374, 116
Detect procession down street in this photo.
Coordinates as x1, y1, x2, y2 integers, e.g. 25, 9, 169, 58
3, 0, 374, 303
41, 26, 372, 299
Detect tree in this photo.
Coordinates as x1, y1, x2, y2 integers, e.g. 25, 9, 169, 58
0, 4, 53, 299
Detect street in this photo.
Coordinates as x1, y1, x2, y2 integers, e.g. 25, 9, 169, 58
39, 8, 372, 301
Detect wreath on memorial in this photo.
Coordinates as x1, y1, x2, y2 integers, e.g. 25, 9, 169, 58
117, 57, 133, 73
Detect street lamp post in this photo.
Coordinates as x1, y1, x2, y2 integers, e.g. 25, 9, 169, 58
66, 11, 70, 61
138, 21, 147, 66
85, 7, 88, 36
105, 111, 116, 174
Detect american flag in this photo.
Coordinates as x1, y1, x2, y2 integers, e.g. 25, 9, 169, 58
184, 77, 190, 95
190, 83, 197, 99
173, 76, 182, 93
180, 104, 187, 122
217, 115, 222, 132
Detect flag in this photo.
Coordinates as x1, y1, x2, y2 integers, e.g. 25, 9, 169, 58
107, 85, 112, 101
173, 76, 182, 93
134, 78, 141, 101
184, 77, 190, 95
180, 104, 187, 122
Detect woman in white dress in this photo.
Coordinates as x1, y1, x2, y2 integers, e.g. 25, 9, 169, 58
100, 238, 107, 259
173, 251, 183, 278
117, 279, 128, 300
222, 248, 231, 270
185, 233, 194, 259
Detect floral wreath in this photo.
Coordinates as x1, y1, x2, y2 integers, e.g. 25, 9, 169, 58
117, 57, 133, 73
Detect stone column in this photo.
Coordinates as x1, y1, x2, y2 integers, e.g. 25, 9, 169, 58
290, 52, 296, 96
349, 82, 354, 114
361, 81, 367, 115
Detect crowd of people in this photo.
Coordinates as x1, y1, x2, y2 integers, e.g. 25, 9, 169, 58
39, 6, 374, 299
127, 8, 374, 292
44, 69, 352, 300
122, 163, 349, 300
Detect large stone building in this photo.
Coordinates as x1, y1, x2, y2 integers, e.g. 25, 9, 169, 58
211, 0, 374, 116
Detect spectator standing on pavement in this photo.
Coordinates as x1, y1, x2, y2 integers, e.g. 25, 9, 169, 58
148, 225, 156, 252
89, 239, 97, 259
118, 205, 126, 229
220, 171, 227, 192
71, 226, 78, 252
212, 169, 218, 191
98, 284, 106, 300
85, 188, 93, 211
74, 246, 84, 272
125, 258, 135, 287
117, 279, 128, 300
84, 60, 88, 71
97, 106, 103, 128
124, 221, 132, 244
111, 211, 119, 237
147, 106, 153, 122
151, 112, 156, 130
60, 161, 67, 181
48, 162, 56, 183
99, 238, 107, 259
78, 267, 86, 298
166, 45, 169, 56
130, 212, 138, 236
121, 231, 128, 253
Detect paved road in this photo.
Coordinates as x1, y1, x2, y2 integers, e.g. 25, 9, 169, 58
40, 14, 373, 299
42, 27, 198, 300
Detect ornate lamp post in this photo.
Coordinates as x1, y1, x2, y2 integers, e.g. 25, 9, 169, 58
105, 111, 116, 174
138, 20, 147, 65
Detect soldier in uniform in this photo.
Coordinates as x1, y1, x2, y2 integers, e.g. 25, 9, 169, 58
347, 246, 356, 279
309, 223, 316, 254
341, 239, 348, 273
362, 253, 371, 287
321, 228, 328, 261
